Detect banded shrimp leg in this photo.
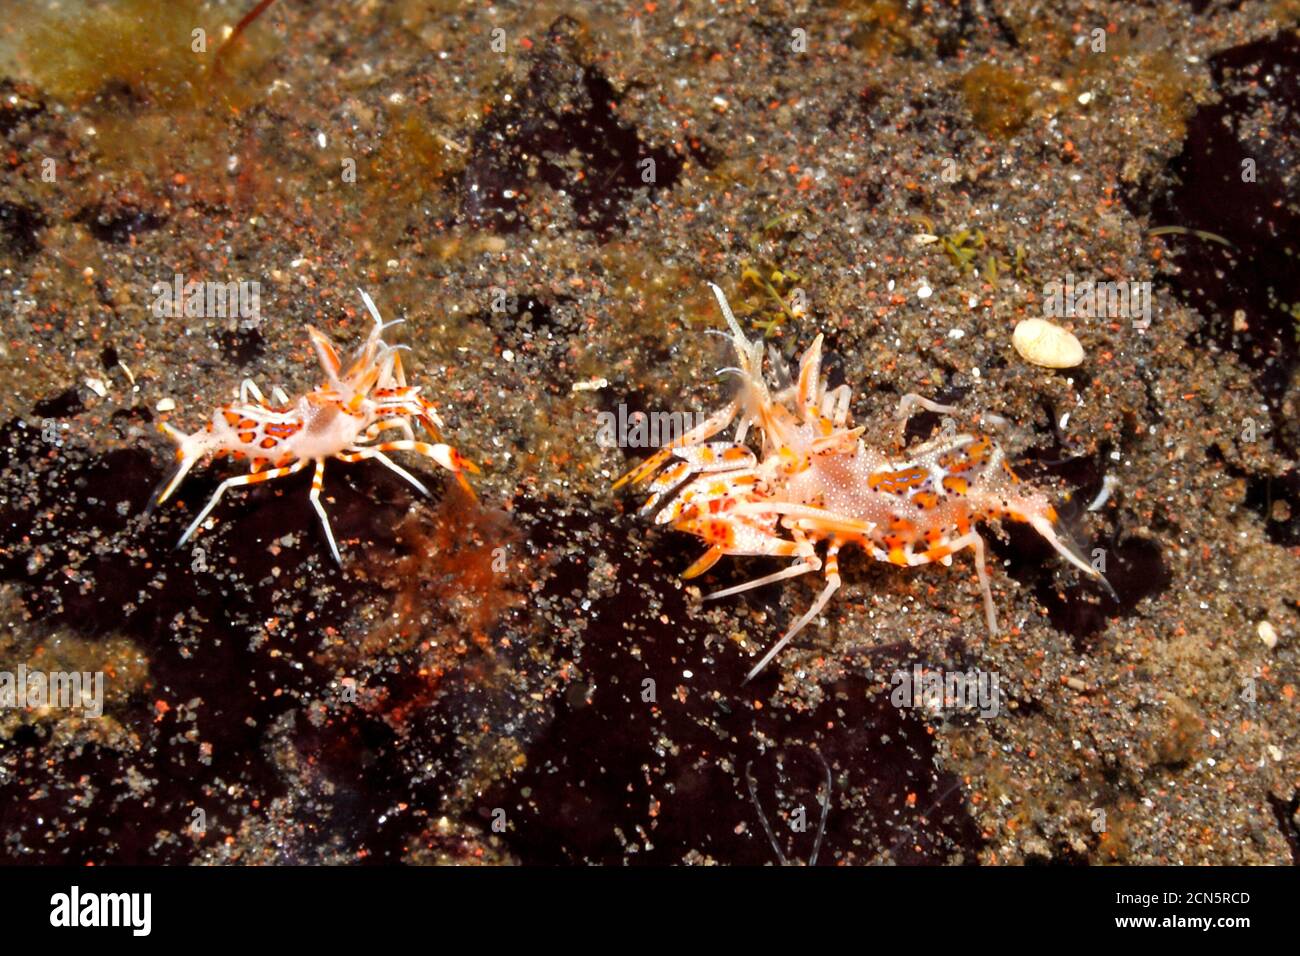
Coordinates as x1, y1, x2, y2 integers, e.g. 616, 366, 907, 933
176, 459, 310, 551
739, 536, 844, 684
354, 439, 480, 496
335, 447, 430, 497
612, 400, 741, 491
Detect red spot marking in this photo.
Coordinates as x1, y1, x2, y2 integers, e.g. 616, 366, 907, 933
704, 521, 735, 546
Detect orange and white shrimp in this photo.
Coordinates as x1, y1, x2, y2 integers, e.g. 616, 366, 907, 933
615, 283, 1114, 681
155, 289, 478, 564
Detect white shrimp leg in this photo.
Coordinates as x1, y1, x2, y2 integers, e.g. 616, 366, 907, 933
363, 439, 479, 496
896, 393, 960, 419
894, 393, 959, 446
239, 379, 265, 404
821, 384, 851, 427
943, 530, 998, 634
221, 404, 287, 424
308, 459, 342, 565
705, 560, 818, 600
156, 424, 199, 506
177, 458, 308, 549
744, 539, 843, 683
336, 448, 430, 497
236, 379, 292, 410
1026, 514, 1119, 601
157, 455, 198, 506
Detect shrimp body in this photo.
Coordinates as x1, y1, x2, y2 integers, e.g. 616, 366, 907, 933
616, 283, 1112, 681
156, 289, 478, 563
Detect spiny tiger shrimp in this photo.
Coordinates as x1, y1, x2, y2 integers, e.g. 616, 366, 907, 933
155, 289, 478, 564
616, 283, 1114, 681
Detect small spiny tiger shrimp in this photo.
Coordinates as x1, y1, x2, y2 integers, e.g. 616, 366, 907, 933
155, 289, 479, 564
615, 283, 1114, 682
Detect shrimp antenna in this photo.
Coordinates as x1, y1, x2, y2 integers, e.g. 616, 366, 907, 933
357, 287, 384, 325
707, 282, 747, 341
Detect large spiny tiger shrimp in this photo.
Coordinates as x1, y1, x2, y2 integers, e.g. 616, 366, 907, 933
615, 283, 1114, 681
155, 289, 478, 563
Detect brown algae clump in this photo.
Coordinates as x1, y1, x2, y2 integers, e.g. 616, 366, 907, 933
12, 0, 275, 111
7, 0, 280, 180
961, 63, 1033, 139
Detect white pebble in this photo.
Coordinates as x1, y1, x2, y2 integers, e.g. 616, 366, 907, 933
1013, 318, 1084, 368
917, 284, 932, 299
156, 397, 176, 412
1258, 620, 1278, 649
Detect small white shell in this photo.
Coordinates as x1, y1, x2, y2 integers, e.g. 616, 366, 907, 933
1013, 318, 1084, 368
